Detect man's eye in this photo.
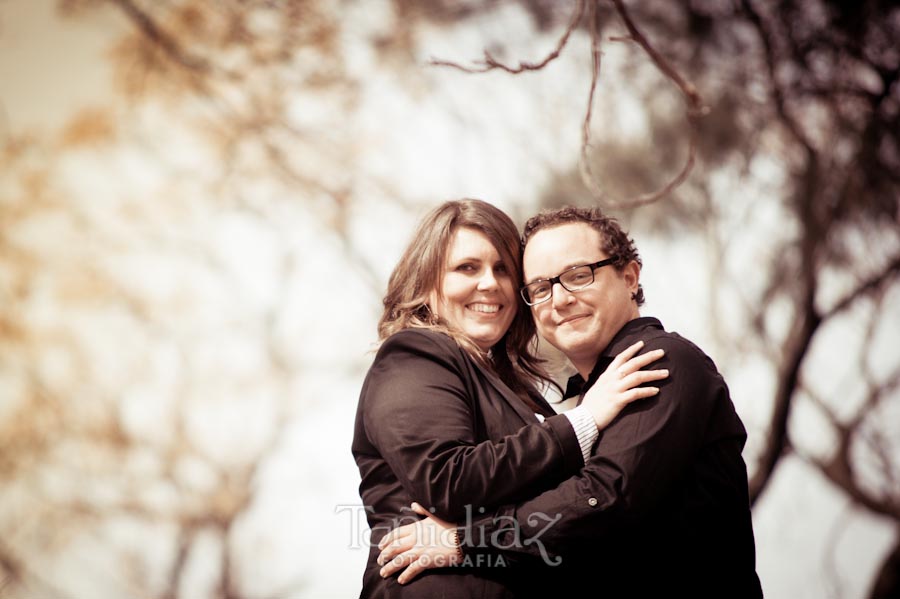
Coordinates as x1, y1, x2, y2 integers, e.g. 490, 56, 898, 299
531, 284, 551, 297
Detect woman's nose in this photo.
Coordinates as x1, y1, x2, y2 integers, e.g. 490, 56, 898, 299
477, 268, 499, 290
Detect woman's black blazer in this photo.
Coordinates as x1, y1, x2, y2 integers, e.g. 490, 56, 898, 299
351, 329, 584, 598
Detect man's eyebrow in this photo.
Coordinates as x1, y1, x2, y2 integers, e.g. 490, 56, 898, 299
524, 260, 592, 284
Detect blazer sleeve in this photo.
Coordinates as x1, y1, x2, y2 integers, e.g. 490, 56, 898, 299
362, 329, 584, 521
462, 335, 734, 558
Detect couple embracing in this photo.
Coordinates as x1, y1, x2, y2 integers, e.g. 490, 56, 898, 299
351, 200, 763, 598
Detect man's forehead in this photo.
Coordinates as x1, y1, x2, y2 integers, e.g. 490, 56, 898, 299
523, 224, 603, 277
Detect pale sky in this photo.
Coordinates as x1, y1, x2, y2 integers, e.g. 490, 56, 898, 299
1, 2, 896, 598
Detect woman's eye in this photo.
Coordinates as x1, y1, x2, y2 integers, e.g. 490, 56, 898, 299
455, 263, 476, 272
494, 263, 510, 275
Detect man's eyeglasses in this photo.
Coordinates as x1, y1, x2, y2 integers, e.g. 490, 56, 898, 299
520, 257, 618, 306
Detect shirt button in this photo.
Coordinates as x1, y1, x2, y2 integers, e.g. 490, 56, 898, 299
587, 497, 598, 507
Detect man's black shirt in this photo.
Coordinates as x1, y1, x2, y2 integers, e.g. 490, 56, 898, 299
466, 317, 764, 597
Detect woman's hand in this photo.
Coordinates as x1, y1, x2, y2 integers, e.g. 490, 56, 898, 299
582, 340, 668, 429
376, 502, 461, 584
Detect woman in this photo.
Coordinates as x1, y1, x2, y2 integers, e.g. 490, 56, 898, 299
351, 199, 665, 598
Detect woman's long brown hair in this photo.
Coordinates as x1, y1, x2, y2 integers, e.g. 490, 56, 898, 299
378, 199, 554, 408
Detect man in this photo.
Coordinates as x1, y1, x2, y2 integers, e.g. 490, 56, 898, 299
379, 206, 763, 597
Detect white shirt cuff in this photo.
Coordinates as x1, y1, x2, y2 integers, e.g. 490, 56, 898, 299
563, 405, 598, 465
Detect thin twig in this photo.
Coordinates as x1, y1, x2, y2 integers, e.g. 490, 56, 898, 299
109, 0, 212, 74
428, 0, 586, 74
739, 0, 815, 153
803, 369, 900, 520
585, 0, 705, 208
610, 0, 705, 116
822, 503, 852, 599
822, 254, 900, 320
577, 0, 607, 202
429, 0, 705, 209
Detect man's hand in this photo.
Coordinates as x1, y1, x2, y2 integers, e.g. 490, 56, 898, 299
583, 340, 668, 429
377, 502, 461, 584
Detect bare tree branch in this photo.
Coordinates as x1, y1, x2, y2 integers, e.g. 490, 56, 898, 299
580, 0, 705, 208
427, 0, 586, 74
609, 0, 705, 115
430, 0, 705, 208
743, 0, 840, 502
576, 0, 604, 201
801, 368, 900, 520
739, 0, 815, 155
822, 504, 853, 599
107, 0, 212, 74
749, 281, 820, 503
0, 538, 74, 599
822, 254, 900, 320
162, 526, 196, 599
813, 448, 900, 521
0, 544, 21, 594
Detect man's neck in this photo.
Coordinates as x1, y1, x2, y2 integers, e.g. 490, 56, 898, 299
572, 314, 643, 381
574, 360, 596, 382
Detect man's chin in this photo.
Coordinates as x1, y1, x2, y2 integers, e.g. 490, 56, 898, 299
548, 332, 595, 355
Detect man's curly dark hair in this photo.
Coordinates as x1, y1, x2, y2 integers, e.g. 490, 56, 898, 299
522, 206, 645, 306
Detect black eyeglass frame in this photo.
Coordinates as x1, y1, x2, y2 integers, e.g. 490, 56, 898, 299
520, 257, 619, 306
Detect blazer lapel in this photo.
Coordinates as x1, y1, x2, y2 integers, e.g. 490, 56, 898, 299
528, 389, 558, 417
471, 360, 553, 423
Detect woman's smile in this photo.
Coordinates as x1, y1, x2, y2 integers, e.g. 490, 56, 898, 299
466, 302, 503, 315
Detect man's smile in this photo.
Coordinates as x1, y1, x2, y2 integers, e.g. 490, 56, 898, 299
555, 313, 590, 326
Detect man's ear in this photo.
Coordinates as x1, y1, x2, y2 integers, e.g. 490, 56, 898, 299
622, 260, 641, 293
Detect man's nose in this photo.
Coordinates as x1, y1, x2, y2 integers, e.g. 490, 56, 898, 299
550, 282, 573, 308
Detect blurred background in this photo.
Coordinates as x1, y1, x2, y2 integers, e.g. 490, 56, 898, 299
1, 1, 898, 597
